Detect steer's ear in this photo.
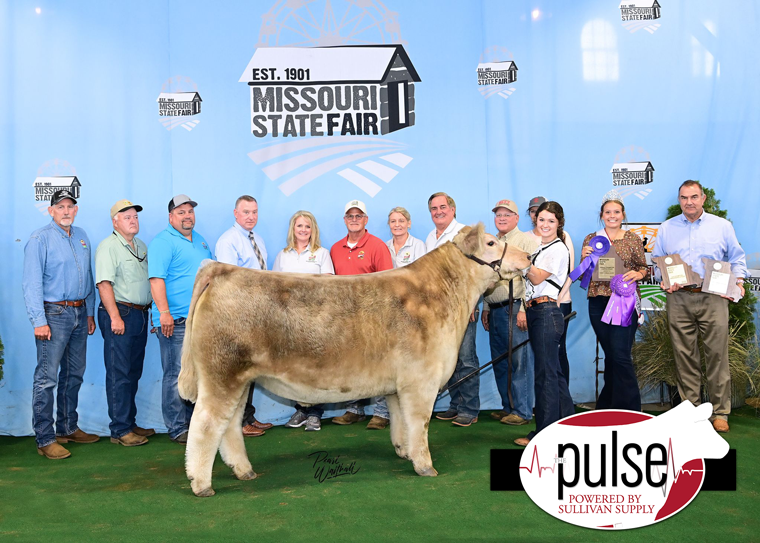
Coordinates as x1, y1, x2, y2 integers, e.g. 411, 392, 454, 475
454, 223, 485, 256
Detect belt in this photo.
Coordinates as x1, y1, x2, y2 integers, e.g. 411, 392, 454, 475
117, 301, 151, 311
489, 299, 522, 310
526, 296, 556, 308
680, 286, 702, 293
45, 300, 85, 307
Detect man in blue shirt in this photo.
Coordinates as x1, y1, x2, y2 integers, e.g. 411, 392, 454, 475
215, 195, 273, 438
23, 189, 99, 459
148, 194, 213, 444
653, 180, 747, 433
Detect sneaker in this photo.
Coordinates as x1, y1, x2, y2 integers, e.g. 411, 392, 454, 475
490, 410, 509, 421
332, 412, 366, 425
305, 415, 322, 432
451, 415, 478, 427
500, 414, 530, 426
366, 416, 389, 430
435, 409, 458, 421
285, 410, 308, 428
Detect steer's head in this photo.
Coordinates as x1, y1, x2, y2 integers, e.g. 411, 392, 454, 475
453, 224, 531, 282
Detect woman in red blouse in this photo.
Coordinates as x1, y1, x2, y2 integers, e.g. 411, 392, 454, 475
580, 191, 648, 411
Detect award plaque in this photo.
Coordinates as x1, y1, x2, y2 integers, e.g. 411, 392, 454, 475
652, 254, 702, 290
591, 244, 627, 282
701, 258, 743, 302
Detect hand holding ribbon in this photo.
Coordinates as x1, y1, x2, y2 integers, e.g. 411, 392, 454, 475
569, 236, 609, 290
602, 274, 637, 326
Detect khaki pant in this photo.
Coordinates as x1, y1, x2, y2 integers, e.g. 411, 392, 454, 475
666, 290, 730, 420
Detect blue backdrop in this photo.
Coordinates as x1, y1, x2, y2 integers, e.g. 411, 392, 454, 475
2, 0, 759, 436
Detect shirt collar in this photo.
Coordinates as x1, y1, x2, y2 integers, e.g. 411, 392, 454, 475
233, 222, 254, 237
343, 230, 370, 248
50, 220, 73, 237
167, 224, 194, 240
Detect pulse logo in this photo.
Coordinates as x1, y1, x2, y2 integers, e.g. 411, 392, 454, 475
519, 402, 728, 530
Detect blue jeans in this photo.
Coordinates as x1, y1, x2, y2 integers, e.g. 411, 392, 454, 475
588, 296, 641, 411
99, 303, 149, 439
444, 311, 480, 418
33, 304, 89, 448
488, 304, 534, 421
559, 302, 572, 384
527, 303, 574, 439
373, 397, 389, 419
295, 403, 325, 417
157, 321, 194, 439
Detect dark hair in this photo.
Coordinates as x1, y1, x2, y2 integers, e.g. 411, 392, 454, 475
235, 195, 258, 208
678, 180, 704, 196
536, 201, 565, 243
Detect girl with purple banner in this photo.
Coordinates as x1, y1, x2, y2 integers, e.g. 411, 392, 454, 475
579, 190, 648, 412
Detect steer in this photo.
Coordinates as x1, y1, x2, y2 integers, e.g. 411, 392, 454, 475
178, 224, 530, 496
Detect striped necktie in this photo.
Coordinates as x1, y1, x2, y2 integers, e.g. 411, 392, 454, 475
249, 231, 267, 270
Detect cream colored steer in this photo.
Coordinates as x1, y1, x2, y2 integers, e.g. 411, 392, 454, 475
178, 224, 530, 496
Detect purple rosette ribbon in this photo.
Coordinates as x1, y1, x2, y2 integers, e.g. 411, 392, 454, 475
602, 274, 637, 326
569, 235, 610, 290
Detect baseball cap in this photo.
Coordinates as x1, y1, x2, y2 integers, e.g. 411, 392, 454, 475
528, 196, 547, 209
168, 194, 198, 212
492, 199, 519, 214
344, 199, 367, 214
110, 199, 143, 219
50, 189, 77, 206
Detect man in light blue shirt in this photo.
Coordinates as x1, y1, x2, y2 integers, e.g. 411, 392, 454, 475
148, 194, 213, 444
653, 180, 747, 433
215, 195, 273, 438
23, 189, 99, 459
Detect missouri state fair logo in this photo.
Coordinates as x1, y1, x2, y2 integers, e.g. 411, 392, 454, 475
32, 159, 80, 214
610, 145, 655, 202
619, 1, 662, 34
156, 76, 202, 132
239, 44, 420, 197
519, 402, 728, 530
477, 46, 518, 101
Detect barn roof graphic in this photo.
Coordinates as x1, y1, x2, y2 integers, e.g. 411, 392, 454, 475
157, 92, 202, 102
239, 45, 421, 85
610, 161, 654, 173
619, 1, 660, 8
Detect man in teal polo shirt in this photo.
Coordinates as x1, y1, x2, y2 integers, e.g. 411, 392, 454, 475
148, 194, 213, 444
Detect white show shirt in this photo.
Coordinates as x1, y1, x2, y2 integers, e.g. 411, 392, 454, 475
272, 246, 334, 275
386, 234, 426, 268
425, 219, 465, 252
526, 239, 570, 300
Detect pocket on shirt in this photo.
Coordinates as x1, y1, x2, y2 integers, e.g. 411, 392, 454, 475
121, 260, 146, 284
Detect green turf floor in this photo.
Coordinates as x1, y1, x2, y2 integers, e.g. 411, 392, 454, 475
1, 407, 759, 542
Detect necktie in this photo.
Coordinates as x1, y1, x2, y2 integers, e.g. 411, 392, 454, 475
249, 231, 267, 270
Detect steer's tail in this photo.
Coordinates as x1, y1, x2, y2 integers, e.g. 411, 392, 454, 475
178, 259, 218, 403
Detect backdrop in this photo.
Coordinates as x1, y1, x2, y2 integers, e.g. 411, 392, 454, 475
2, 0, 759, 436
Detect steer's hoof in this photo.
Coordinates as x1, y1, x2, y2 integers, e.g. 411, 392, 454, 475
416, 467, 438, 477
237, 470, 258, 481
193, 487, 216, 497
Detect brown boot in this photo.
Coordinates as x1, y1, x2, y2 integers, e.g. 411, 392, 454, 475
249, 417, 273, 430
132, 426, 156, 437
332, 412, 366, 425
38, 442, 71, 459
56, 429, 100, 444
366, 416, 389, 430
242, 425, 265, 437
110, 432, 149, 447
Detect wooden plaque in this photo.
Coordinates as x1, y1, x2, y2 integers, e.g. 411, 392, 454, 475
652, 254, 702, 290
591, 243, 628, 282
701, 258, 743, 302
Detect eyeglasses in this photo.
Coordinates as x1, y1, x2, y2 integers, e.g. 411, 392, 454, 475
345, 214, 365, 220
495, 213, 516, 219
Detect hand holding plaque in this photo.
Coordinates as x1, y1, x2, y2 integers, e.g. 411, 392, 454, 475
652, 254, 702, 291
591, 244, 628, 283
701, 258, 743, 302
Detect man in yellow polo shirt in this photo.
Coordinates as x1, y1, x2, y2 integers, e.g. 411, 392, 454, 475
95, 200, 154, 446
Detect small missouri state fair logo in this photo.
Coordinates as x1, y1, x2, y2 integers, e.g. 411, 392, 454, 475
477, 46, 518, 101
619, 1, 662, 34
157, 76, 202, 131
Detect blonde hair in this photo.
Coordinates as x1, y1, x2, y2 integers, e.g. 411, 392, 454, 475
387, 206, 411, 223
284, 210, 322, 253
